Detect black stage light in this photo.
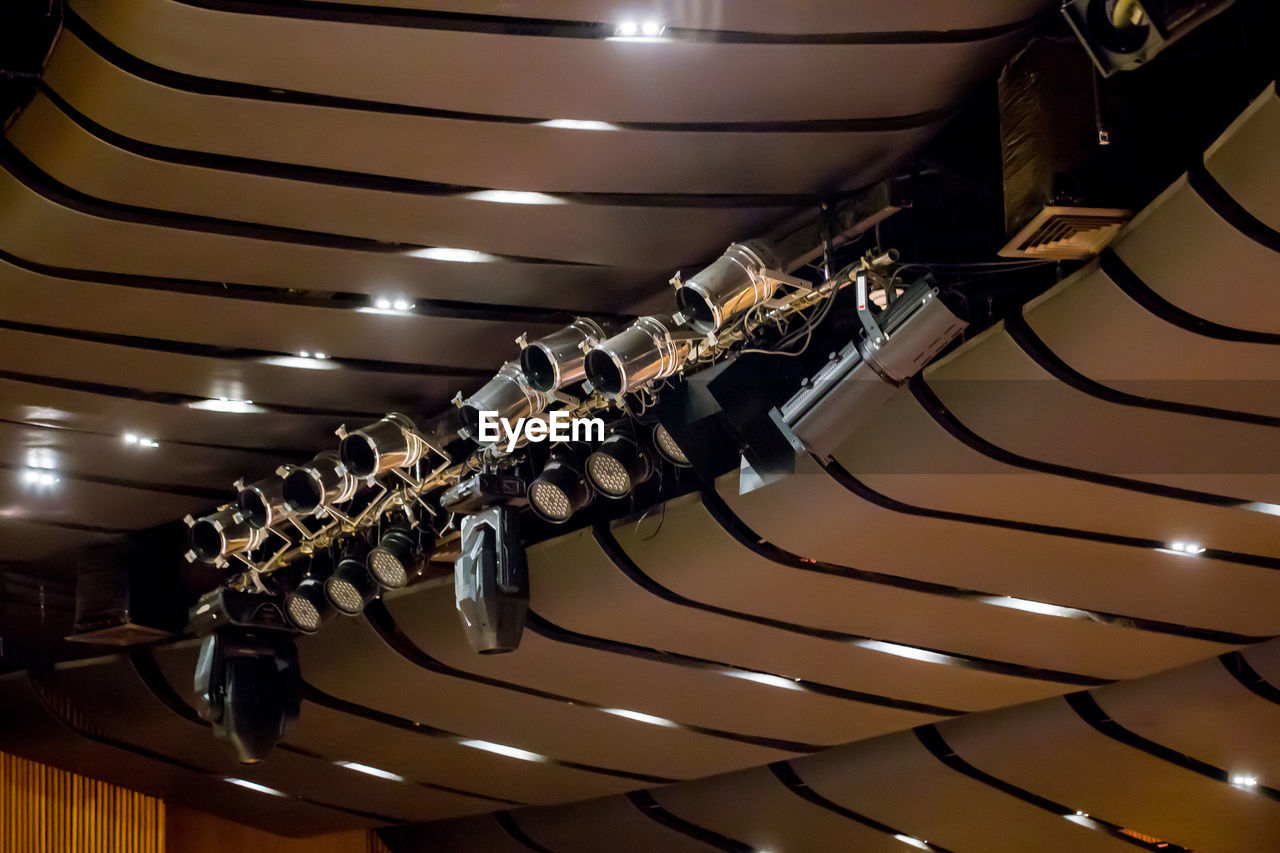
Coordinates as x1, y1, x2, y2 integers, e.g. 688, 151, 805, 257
324, 540, 378, 616
366, 524, 432, 591
281, 450, 357, 515
518, 317, 610, 393
651, 423, 692, 468
455, 505, 528, 654
584, 314, 693, 399
283, 555, 335, 635
184, 507, 264, 566
673, 241, 779, 334
527, 449, 593, 524
585, 432, 654, 499
439, 472, 527, 515
338, 412, 427, 478
189, 588, 299, 764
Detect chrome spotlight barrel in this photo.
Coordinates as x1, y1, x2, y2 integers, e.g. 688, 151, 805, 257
674, 241, 779, 334
185, 507, 265, 564
458, 362, 551, 442
339, 412, 427, 478
281, 451, 357, 515
518, 317, 610, 392
583, 315, 692, 399
235, 475, 292, 530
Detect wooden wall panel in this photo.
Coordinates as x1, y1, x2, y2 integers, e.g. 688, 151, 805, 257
165, 805, 389, 853
0, 749, 165, 852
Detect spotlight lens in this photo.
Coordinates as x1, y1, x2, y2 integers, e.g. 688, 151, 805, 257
654, 424, 690, 466
529, 480, 571, 521
368, 548, 408, 589
588, 452, 631, 496
325, 577, 364, 614
286, 595, 321, 632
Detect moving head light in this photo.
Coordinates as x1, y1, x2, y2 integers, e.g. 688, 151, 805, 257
455, 505, 528, 654
673, 241, 781, 334
584, 314, 694, 399
338, 412, 428, 478
776, 273, 967, 460
518, 318, 611, 393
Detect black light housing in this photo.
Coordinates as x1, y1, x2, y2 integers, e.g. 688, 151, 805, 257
651, 423, 692, 468
528, 449, 593, 524
324, 540, 378, 615
366, 524, 432, 590
455, 505, 528, 654
283, 554, 335, 634
585, 432, 653, 499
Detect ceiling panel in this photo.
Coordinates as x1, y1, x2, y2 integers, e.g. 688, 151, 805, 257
1205, 83, 1280, 228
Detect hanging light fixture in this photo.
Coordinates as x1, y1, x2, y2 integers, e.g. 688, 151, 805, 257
324, 540, 378, 616
338, 412, 428, 478
527, 448, 593, 523
584, 315, 693, 399
517, 318, 611, 393
585, 431, 654, 499
280, 451, 358, 515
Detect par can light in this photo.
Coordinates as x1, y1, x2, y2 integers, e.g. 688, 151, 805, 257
584, 315, 692, 399
324, 540, 378, 615
651, 423, 692, 468
518, 317, 610, 392
457, 362, 551, 444
339, 412, 427, 478
586, 432, 653, 499
284, 576, 332, 634
674, 241, 779, 334
528, 449, 592, 523
367, 524, 432, 590
185, 507, 265, 565
281, 451, 357, 515
235, 475, 293, 530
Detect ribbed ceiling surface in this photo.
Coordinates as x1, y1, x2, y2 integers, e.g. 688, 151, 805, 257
1, 78, 1278, 847
0, 0, 1055, 560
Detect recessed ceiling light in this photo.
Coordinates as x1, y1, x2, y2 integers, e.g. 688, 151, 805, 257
122, 433, 159, 448
337, 762, 405, 782
225, 778, 285, 796
538, 118, 620, 131
457, 739, 545, 762
374, 298, 392, 310
188, 398, 260, 414
855, 640, 954, 666
601, 708, 678, 728
465, 190, 565, 205
407, 247, 497, 263
641, 20, 665, 36
1160, 541, 1206, 556
980, 596, 1090, 619
21, 468, 58, 486
615, 20, 638, 36
720, 670, 804, 691
262, 355, 339, 371
610, 19, 667, 41
1231, 773, 1259, 788
894, 835, 929, 849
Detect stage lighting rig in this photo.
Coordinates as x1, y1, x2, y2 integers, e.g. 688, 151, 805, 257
517, 318, 611, 393
189, 587, 299, 764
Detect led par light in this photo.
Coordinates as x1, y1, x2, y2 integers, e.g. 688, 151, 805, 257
651, 423, 692, 468
235, 475, 293, 530
674, 241, 779, 334
280, 450, 357, 515
338, 412, 427, 478
518, 317, 610, 392
457, 362, 551, 443
366, 524, 433, 591
586, 432, 653, 499
455, 505, 528, 654
584, 315, 693, 399
284, 576, 332, 634
324, 540, 378, 615
184, 507, 265, 565
528, 449, 592, 523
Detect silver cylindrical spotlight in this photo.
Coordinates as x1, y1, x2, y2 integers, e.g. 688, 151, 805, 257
367, 524, 432, 591
236, 475, 293, 530
584, 315, 692, 399
324, 541, 378, 616
674, 241, 779, 334
652, 423, 692, 468
339, 412, 426, 478
185, 507, 264, 564
528, 449, 593, 524
518, 317, 610, 393
281, 451, 357, 515
586, 433, 654, 499
458, 362, 551, 443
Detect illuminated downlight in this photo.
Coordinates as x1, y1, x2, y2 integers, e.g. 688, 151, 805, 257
586, 433, 653, 499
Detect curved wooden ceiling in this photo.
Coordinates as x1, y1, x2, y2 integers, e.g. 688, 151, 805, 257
3, 1, 1279, 849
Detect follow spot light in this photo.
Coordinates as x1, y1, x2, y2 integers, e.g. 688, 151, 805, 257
518, 317, 610, 393
584, 315, 693, 399
528, 449, 593, 524
338, 412, 427, 478
586, 432, 654, 499
674, 241, 780, 334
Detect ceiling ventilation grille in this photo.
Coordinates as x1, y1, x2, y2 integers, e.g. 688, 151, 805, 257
999, 205, 1132, 260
